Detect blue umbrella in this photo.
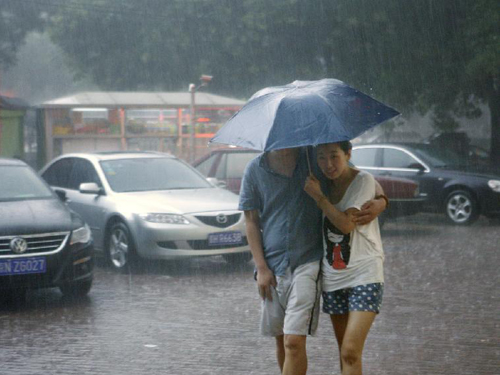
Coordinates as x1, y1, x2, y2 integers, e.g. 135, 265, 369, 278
210, 79, 400, 151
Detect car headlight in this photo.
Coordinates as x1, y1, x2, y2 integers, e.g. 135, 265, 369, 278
70, 224, 92, 245
139, 213, 190, 225
488, 180, 500, 193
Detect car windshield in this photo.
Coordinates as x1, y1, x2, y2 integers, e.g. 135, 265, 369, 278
100, 157, 212, 192
0, 166, 54, 201
410, 145, 467, 168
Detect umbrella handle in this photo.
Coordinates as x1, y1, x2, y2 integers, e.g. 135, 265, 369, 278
306, 147, 312, 174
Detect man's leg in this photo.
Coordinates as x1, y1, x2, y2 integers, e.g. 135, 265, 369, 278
281, 261, 321, 375
282, 334, 307, 375
260, 279, 287, 373
276, 335, 285, 371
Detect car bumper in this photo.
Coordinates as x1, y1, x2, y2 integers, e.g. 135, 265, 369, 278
132, 216, 250, 260
0, 241, 94, 291
481, 191, 500, 217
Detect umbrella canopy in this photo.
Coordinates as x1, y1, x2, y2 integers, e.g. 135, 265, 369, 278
210, 79, 400, 151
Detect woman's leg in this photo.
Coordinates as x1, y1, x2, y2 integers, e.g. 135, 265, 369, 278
331, 314, 349, 369
339, 311, 376, 375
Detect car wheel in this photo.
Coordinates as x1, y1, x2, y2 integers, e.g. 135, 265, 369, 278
445, 190, 479, 225
106, 222, 136, 270
60, 279, 92, 298
223, 252, 253, 265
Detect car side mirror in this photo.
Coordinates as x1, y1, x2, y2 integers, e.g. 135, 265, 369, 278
206, 177, 227, 189
79, 182, 103, 195
54, 189, 68, 202
408, 163, 426, 173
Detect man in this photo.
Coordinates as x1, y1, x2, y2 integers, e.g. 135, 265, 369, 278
239, 146, 386, 375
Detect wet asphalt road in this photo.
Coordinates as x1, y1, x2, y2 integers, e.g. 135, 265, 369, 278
1, 213, 499, 375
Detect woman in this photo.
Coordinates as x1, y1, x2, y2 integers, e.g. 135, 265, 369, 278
304, 141, 385, 375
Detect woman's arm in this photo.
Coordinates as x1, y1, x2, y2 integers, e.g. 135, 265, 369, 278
316, 196, 358, 234
304, 174, 357, 234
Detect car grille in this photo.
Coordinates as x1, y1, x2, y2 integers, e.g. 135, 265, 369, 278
158, 236, 248, 250
195, 213, 241, 228
0, 232, 69, 257
157, 241, 177, 249
188, 237, 248, 250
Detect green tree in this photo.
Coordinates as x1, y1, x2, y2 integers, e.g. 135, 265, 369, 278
46, 0, 499, 162
314, 0, 500, 162
0, 0, 45, 67
1, 32, 95, 104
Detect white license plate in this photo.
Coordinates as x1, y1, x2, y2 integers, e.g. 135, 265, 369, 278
208, 231, 243, 246
0, 257, 46, 276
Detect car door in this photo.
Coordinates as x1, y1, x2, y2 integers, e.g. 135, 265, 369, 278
225, 152, 259, 194
66, 159, 107, 246
379, 146, 443, 208
351, 146, 418, 199
350, 146, 383, 175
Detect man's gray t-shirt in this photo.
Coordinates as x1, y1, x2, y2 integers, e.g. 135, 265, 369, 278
238, 148, 323, 276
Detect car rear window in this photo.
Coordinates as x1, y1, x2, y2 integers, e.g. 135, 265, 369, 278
351, 148, 379, 167
226, 152, 259, 178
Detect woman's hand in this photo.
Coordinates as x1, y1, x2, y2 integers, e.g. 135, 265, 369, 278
304, 173, 325, 203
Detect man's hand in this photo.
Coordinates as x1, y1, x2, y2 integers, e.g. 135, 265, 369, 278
256, 267, 277, 301
352, 198, 386, 225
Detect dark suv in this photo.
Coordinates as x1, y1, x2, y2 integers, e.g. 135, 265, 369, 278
0, 158, 93, 300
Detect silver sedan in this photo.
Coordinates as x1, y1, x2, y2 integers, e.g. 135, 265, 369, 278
40, 152, 251, 270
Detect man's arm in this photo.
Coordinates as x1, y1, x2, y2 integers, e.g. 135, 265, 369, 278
244, 210, 276, 300
352, 180, 388, 225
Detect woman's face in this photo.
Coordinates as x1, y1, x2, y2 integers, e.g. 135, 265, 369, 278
317, 143, 351, 180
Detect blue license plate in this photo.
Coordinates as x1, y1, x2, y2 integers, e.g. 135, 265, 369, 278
0, 257, 46, 276
208, 231, 243, 246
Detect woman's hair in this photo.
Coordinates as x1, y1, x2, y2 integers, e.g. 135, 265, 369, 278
318, 141, 352, 154
338, 141, 353, 154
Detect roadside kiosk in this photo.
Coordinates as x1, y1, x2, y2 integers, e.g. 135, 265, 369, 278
39, 91, 245, 163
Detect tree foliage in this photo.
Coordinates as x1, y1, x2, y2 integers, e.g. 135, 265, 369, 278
45, 0, 500, 161
1, 33, 95, 104
0, 0, 45, 67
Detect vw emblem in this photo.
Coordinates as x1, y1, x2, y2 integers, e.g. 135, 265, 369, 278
10, 237, 28, 254
216, 214, 228, 224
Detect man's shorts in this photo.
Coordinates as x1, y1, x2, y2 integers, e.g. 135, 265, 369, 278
260, 261, 321, 337
322, 283, 384, 315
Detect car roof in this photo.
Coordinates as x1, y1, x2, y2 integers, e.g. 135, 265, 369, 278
206, 147, 260, 153
354, 142, 423, 149
192, 147, 261, 166
54, 151, 177, 162
0, 158, 28, 166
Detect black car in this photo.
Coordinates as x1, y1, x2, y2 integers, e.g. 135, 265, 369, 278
351, 143, 500, 225
0, 158, 93, 299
